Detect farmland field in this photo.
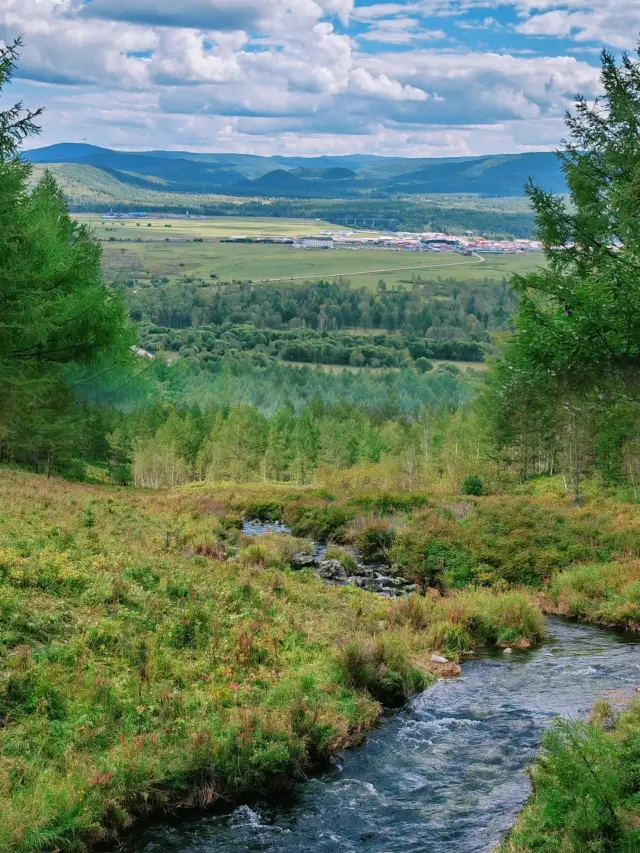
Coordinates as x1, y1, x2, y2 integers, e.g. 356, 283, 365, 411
79, 214, 342, 240
83, 214, 545, 290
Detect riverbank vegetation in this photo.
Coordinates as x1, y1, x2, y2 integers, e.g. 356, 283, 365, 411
501, 701, 640, 852
0, 468, 544, 853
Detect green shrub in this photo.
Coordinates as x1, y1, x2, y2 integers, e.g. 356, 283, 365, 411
338, 638, 431, 707
503, 703, 640, 853
461, 475, 484, 496
347, 493, 431, 514
356, 522, 396, 564
390, 533, 477, 588
242, 501, 286, 522
284, 503, 351, 542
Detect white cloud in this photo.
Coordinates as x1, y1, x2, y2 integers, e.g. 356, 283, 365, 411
513, 1, 640, 49
359, 17, 446, 43
349, 67, 429, 99
0, 0, 618, 158
352, 4, 421, 21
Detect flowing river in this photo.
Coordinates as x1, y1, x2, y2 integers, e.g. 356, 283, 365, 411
119, 617, 640, 853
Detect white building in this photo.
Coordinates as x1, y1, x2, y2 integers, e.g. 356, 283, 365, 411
295, 237, 334, 249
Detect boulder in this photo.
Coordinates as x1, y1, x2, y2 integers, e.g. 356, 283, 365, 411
430, 654, 449, 664
291, 553, 316, 570
430, 660, 462, 678
316, 560, 348, 582
503, 647, 514, 655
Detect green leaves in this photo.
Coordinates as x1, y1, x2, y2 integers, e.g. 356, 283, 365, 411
0, 43, 135, 476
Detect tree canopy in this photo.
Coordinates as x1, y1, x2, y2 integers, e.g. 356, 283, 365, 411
0, 39, 133, 474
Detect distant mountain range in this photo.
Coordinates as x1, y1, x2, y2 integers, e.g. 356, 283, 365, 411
24, 143, 566, 200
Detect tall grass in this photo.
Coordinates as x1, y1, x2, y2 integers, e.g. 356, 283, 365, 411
549, 560, 640, 629
0, 469, 545, 853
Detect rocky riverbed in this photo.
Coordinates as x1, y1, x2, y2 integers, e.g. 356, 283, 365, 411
242, 519, 416, 598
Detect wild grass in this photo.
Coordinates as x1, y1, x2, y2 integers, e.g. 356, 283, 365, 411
548, 560, 640, 630
0, 469, 545, 852
229, 484, 640, 629
501, 701, 640, 853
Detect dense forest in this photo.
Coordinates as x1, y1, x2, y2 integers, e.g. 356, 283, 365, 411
128, 272, 515, 373
131, 276, 515, 335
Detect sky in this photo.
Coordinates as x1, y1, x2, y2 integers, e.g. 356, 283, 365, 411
0, 0, 634, 158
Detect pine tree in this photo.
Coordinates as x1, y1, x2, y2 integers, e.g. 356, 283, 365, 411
0, 39, 134, 475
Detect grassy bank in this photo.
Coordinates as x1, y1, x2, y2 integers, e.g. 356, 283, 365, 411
500, 701, 640, 853
0, 470, 544, 852
544, 561, 640, 630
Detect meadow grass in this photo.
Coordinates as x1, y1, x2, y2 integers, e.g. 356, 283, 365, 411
0, 469, 544, 852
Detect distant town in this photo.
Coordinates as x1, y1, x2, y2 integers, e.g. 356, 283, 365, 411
223, 230, 545, 255
98, 212, 544, 255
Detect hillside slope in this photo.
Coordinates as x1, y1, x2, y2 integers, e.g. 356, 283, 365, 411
24, 144, 566, 199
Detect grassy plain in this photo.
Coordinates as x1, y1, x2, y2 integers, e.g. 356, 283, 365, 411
81, 214, 544, 290
0, 469, 547, 853
79, 214, 342, 240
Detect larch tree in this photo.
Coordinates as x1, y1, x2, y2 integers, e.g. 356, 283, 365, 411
0, 38, 134, 474
492, 42, 640, 498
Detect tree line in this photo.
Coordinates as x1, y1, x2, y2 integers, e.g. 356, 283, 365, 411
139, 324, 485, 371
130, 276, 515, 340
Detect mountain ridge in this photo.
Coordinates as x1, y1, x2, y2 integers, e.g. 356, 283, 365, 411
24, 143, 567, 199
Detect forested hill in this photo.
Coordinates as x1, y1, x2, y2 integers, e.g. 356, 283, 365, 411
24, 144, 566, 199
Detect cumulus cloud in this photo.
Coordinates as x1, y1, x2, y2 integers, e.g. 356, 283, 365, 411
0, 0, 620, 157
513, 0, 639, 49
349, 67, 429, 99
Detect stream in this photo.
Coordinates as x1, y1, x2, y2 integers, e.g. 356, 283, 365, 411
119, 617, 640, 853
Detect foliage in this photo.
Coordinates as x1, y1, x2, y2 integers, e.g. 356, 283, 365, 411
338, 637, 431, 707
354, 522, 396, 564
0, 41, 134, 478
461, 475, 484, 496
489, 46, 640, 501
502, 702, 640, 853
549, 560, 640, 630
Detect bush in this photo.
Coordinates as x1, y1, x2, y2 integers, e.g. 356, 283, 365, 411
503, 703, 640, 853
284, 503, 351, 542
390, 533, 477, 588
347, 493, 431, 514
338, 637, 430, 707
242, 500, 286, 522
356, 522, 396, 564
461, 475, 484, 496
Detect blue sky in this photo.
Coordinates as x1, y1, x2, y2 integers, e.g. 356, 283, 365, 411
0, 1, 632, 157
